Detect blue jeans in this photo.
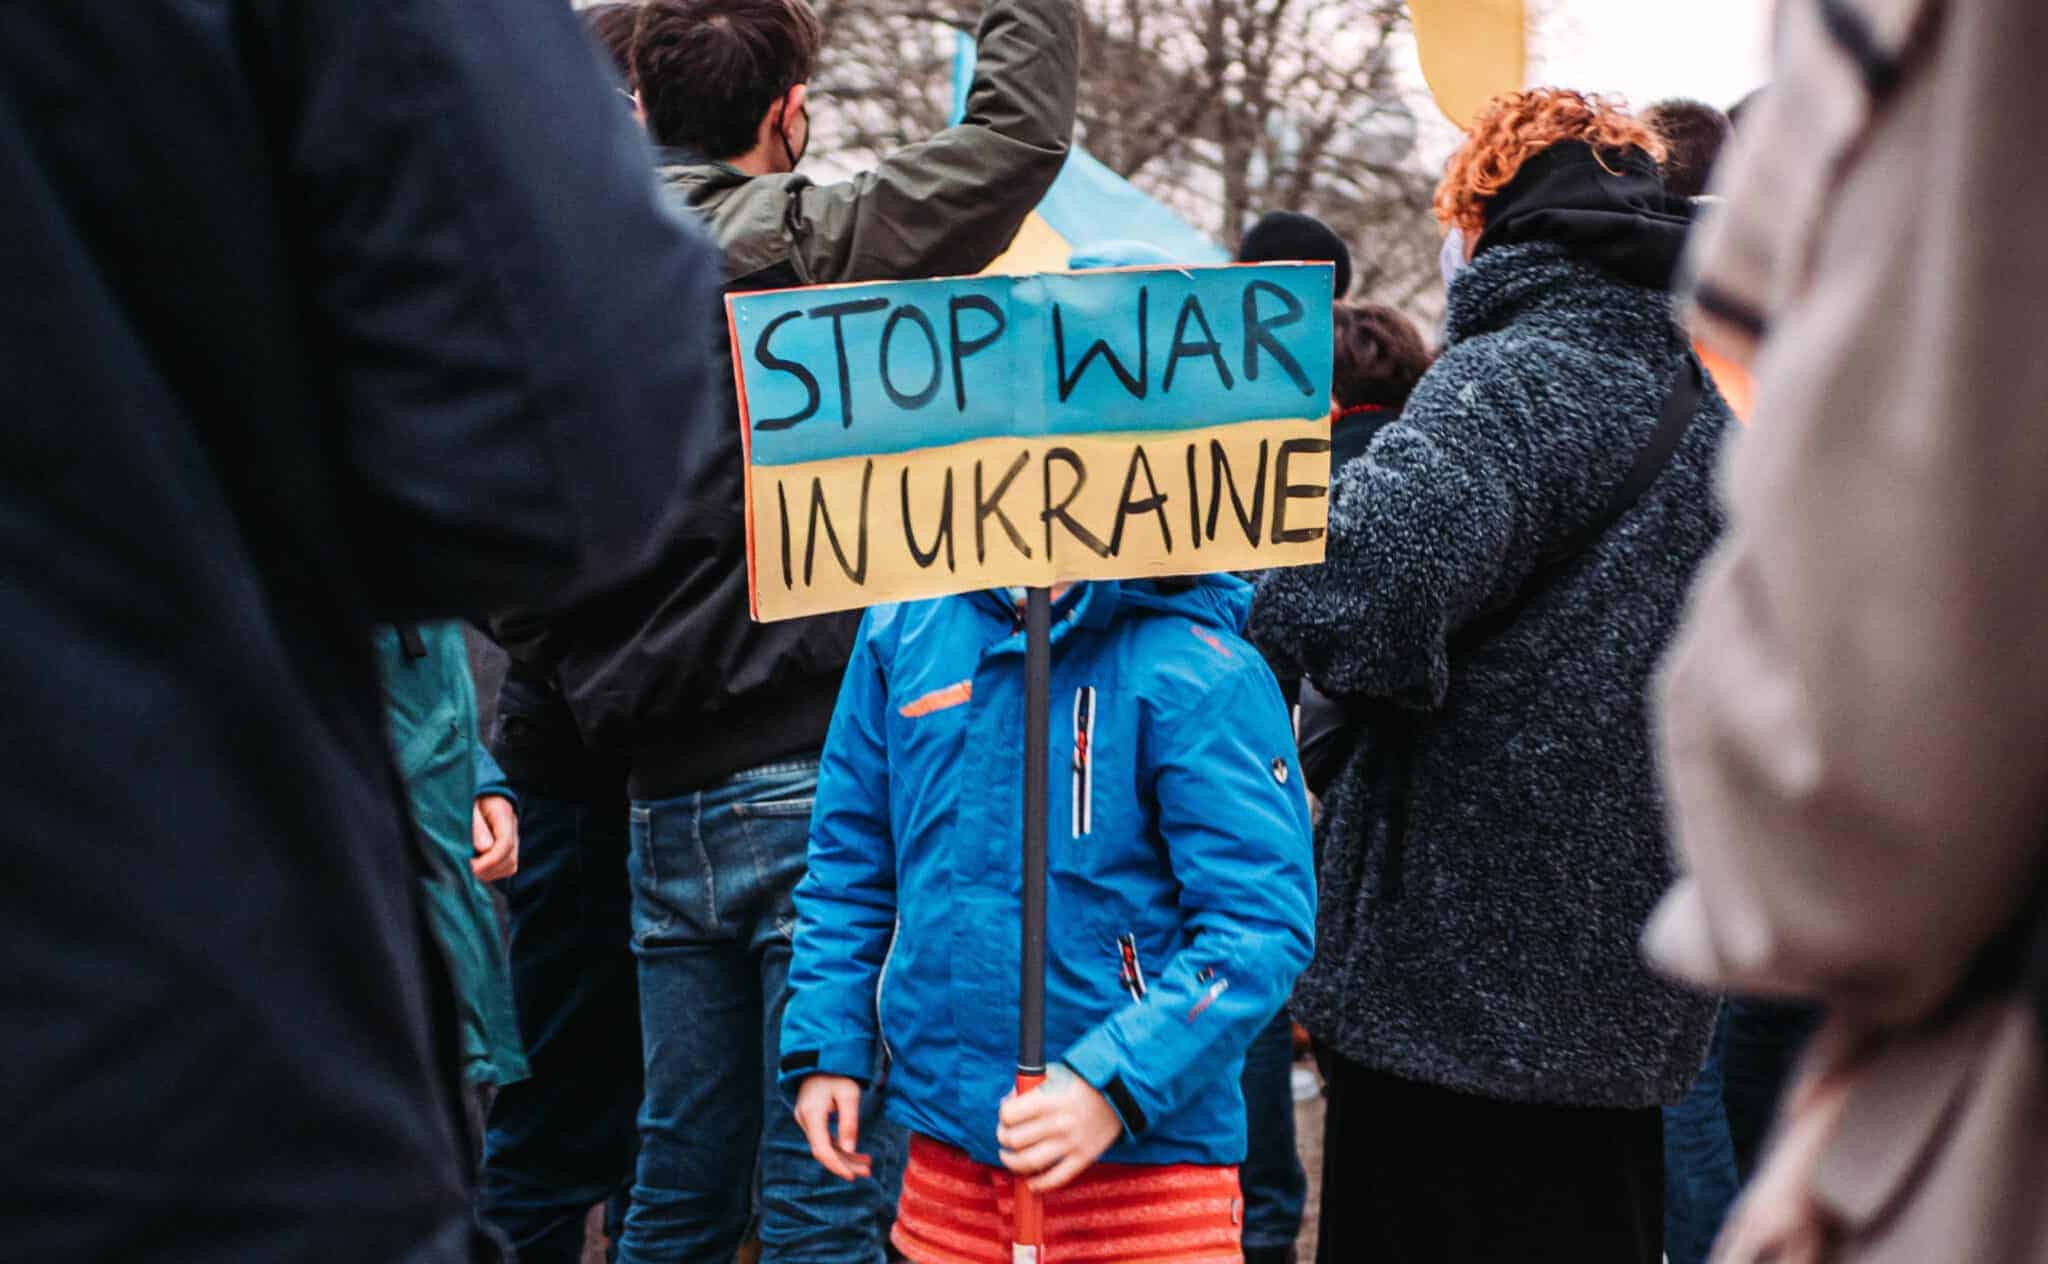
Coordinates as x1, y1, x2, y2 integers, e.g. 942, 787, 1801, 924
1240, 1008, 1307, 1253
480, 783, 643, 1264
1662, 1009, 1737, 1264
621, 760, 903, 1264
1724, 997, 1821, 1183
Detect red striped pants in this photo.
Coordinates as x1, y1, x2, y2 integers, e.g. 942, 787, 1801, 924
891, 1133, 1244, 1264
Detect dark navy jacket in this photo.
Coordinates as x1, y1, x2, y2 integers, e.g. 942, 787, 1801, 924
0, 2, 721, 1258
780, 579, 1315, 1167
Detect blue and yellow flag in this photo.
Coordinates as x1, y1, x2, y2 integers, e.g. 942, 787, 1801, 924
951, 33, 1228, 273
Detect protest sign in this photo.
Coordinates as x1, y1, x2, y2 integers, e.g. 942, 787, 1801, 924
730, 263, 1334, 622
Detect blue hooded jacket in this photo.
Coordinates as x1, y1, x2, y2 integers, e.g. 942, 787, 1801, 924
779, 576, 1315, 1167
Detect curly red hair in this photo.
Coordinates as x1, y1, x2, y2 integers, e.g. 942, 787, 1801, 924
1433, 89, 1667, 240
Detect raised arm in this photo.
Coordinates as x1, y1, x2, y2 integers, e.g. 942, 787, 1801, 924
793, 0, 1078, 283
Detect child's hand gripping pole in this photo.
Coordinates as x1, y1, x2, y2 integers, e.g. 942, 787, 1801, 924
1014, 587, 1052, 1261
1010, 1071, 1047, 1261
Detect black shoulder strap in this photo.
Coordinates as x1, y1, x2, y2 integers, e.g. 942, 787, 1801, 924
396, 624, 428, 660
1547, 352, 1704, 568
1299, 352, 1709, 789
1453, 352, 1705, 654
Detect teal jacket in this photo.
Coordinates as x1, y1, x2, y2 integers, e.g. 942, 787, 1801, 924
375, 623, 528, 1087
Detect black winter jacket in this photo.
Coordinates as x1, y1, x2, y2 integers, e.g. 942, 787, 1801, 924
538, 0, 1077, 799
1251, 243, 1728, 1109
1, 3, 722, 1257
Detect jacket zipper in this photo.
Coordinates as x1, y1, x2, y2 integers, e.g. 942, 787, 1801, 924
1116, 932, 1147, 1002
1072, 685, 1095, 837
876, 920, 900, 1067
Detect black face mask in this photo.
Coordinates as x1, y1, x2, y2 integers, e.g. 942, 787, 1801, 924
777, 101, 809, 170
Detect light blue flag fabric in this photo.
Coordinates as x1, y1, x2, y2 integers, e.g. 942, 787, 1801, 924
951, 32, 1229, 267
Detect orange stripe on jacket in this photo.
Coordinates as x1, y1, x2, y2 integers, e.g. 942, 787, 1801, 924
900, 681, 973, 718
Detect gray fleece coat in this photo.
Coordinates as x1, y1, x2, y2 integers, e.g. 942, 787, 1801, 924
1251, 242, 1727, 1109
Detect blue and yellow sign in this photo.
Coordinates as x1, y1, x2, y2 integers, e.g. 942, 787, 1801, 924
731, 263, 1334, 621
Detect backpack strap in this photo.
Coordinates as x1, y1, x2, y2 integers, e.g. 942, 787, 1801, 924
396, 624, 428, 660
1557, 352, 1705, 567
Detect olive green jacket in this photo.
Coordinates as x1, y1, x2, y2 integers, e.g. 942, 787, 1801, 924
658, 0, 1077, 285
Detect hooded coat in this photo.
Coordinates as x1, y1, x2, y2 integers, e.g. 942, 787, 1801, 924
1252, 214, 1730, 1109
779, 578, 1315, 1166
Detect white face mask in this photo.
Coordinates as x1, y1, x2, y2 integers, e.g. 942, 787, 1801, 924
1439, 227, 1468, 290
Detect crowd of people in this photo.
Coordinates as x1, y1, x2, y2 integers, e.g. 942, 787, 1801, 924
10, 0, 2048, 1263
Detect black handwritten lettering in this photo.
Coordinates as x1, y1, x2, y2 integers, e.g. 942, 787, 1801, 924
1162, 294, 1234, 393
1108, 445, 1173, 556
1183, 443, 1203, 549
754, 310, 821, 431
974, 452, 1032, 563
900, 465, 956, 572
1206, 439, 1269, 546
777, 479, 794, 587
1271, 437, 1329, 544
808, 297, 890, 428
1041, 447, 1112, 559
1054, 288, 1149, 402
803, 460, 873, 586
948, 294, 1006, 412
1241, 281, 1313, 396
880, 305, 942, 411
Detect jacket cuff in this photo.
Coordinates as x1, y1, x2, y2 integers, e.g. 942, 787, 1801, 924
472, 744, 520, 811
776, 1035, 877, 1096
1058, 1036, 1153, 1140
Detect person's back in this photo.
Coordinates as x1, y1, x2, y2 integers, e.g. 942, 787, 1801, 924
0, 2, 721, 1256
1251, 92, 1729, 1263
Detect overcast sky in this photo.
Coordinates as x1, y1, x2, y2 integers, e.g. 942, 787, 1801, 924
1529, 0, 1775, 112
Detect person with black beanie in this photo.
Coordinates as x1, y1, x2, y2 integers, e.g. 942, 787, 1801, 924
1239, 210, 1353, 298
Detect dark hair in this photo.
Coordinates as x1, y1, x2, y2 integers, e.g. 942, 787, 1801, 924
1643, 98, 1732, 200
584, 4, 641, 80
1331, 301, 1432, 411
631, 0, 823, 158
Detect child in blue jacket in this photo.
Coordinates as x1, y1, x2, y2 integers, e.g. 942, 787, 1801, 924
779, 576, 1315, 1262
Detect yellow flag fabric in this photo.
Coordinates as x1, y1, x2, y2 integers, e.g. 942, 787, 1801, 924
1410, 0, 1528, 129
979, 212, 1073, 276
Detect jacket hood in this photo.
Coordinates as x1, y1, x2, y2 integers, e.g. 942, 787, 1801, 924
1474, 142, 1694, 293
1104, 575, 1254, 633
974, 575, 1254, 636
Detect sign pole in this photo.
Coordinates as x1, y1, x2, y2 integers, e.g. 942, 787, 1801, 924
1013, 584, 1051, 1262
